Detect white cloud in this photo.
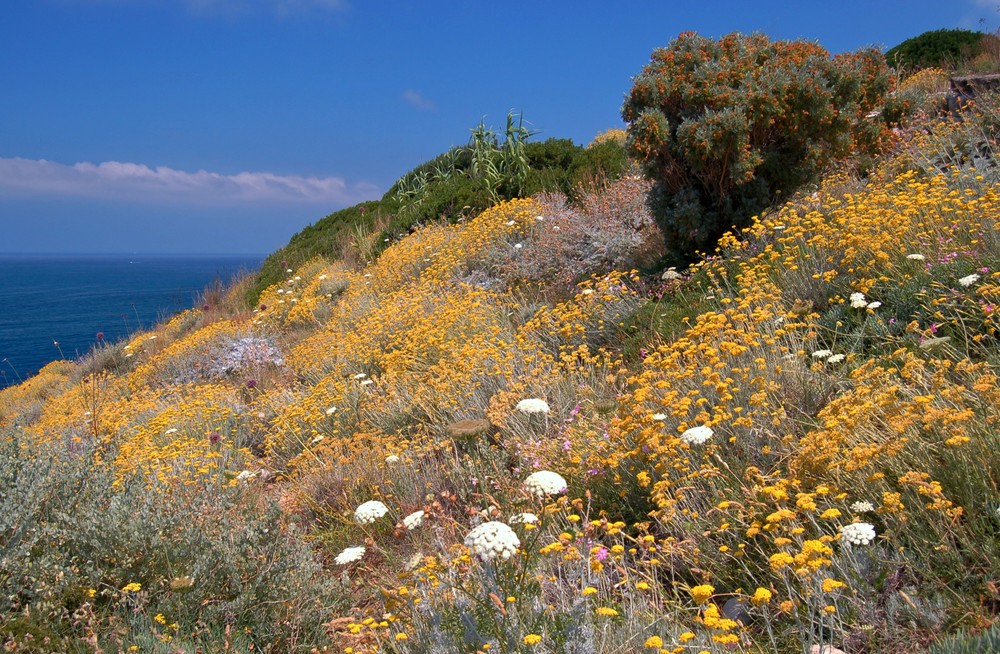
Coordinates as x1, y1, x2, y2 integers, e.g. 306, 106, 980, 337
402, 89, 436, 111
0, 157, 379, 206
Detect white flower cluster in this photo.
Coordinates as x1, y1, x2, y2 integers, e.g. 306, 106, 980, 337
235, 470, 256, 483
812, 349, 833, 359
849, 292, 881, 310
403, 510, 425, 530
334, 546, 366, 565
959, 273, 981, 287
385, 454, 400, 464
464, 521, 520, 561
826, 353, 846, 364
680, 425, 713, 446
850, 500, 875, 513
516, 398, 550, 414
354, 500, 389, 524
509, 512, 539, 524
840, 522, 876, 546
906, 253, 926, 261
523, 470, 568, 496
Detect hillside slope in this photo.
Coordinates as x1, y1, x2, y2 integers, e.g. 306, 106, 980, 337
2, 105, 1000, 653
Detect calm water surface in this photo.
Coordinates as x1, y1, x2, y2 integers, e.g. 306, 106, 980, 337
0, 254, 263, 389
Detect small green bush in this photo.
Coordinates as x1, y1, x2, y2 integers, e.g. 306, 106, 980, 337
927, 623, 1000, 654
0, 435, 343, 652
623, 31, 890, 263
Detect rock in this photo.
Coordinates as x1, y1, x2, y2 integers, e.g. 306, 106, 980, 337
446, 418, 492, 438
722, 597, 752, 625
809, 645, 846, 654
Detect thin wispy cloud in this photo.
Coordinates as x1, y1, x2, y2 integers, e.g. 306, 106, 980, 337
184, 0, 347, 17
402, 89, 436, 111
0, 157, 379, 206
52, 0, 349, 18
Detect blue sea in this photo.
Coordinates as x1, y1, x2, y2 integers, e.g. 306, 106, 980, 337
0, 254, 263, 390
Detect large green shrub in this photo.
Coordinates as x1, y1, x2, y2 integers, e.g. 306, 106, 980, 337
886, 28, 994, 71
623, 31, 890, 262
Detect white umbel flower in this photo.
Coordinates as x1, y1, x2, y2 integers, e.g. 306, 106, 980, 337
509, 512, 539, 524
906, 253, 925, 261
403, 510, 425, 530
849, 292, 868, 309
464, 521, 520, 561
651, 413, 668, 421
523, 470, 568, 496
385, 454, 400, 464
680, 425, 713, 445
866, 301, 882, 309
354, 500, 389, 524
334, 546, 366, 565
812, 349, 833, 359
959, 273, 981, 287
826, 353, 846, 364
840, 522, 876, 546
850, 500, 875, 513
516, 398, 550, 414
235, 470, 256, 483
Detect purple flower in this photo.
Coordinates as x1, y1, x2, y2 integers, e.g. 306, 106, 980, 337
593, 546, 609, 561
246, 379, 258, 389
208, 432, 221, 444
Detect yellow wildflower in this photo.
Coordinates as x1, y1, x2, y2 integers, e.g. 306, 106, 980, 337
689, 584, 715, 604
751, 587, 772, 605
822, 578, 847, 593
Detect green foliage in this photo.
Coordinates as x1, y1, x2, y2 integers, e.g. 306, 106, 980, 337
0, 435, 343, 651
886, 29, 993, 71
927, 623, 1000, 654
623, 31, 890, 263
247, 117, 630, 305
250, 200, 391, 305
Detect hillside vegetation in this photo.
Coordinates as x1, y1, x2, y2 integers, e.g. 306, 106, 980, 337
2, 32, 1000, 654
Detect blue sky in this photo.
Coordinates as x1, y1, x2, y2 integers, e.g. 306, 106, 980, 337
1, 0, 995, 254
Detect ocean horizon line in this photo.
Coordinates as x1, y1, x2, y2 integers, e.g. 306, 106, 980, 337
0, 252, 268, 258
